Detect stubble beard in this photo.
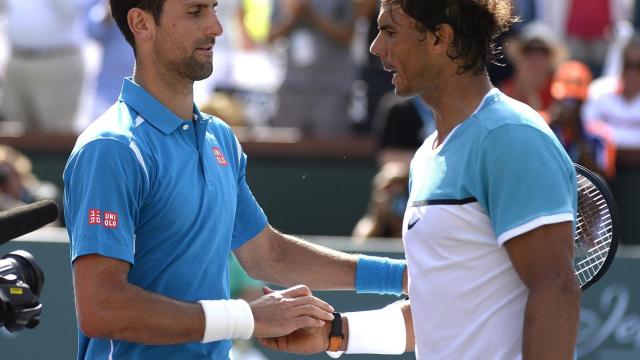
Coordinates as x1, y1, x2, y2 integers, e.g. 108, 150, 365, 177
179, 54, 213, 81
396, 69, 437, 100
394, 80, 426, 98
153, 43, 213, 82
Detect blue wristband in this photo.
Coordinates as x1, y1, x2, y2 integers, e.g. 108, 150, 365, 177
355, 255, 406, 295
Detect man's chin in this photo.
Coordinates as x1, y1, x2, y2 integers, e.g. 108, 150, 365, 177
188, 64, 213, 82
394, 87, 417, 98
192, 71, 213, 82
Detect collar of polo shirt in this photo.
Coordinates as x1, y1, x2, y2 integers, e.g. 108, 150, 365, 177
118, 77, 205, 135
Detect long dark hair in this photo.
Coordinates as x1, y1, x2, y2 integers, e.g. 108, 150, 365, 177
382, 0, 515, 74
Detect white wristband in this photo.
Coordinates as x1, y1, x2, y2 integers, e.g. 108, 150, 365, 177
198, 299, 254, 343
344, 304, 406, 354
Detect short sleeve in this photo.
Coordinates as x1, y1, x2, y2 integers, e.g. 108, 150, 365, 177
63, 139, 147, 264
475, 125, 577, 245
230, 143, 268, 250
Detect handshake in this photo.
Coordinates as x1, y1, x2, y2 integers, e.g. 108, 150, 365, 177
248, 284, 341, 355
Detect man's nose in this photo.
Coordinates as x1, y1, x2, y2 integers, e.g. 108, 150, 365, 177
205, 11, 223, 37
370, 33, 383, 58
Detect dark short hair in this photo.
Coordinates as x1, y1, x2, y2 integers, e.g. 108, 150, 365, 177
110, 0, 167, 52
382, 0, 514, 74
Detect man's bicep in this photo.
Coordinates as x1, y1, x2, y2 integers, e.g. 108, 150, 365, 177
504, 222, 575, 289
74, 254, 130, 289
64, 140, 144, 265
233, 224, 274, 276
73, 254, 130, 318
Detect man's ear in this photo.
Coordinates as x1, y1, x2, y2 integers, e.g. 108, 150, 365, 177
128, 8, 155, 44
431, 23, 454, 55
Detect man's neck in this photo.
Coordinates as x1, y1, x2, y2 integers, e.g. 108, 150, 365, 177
132, 62, 195, 121
421, 73, 493, 146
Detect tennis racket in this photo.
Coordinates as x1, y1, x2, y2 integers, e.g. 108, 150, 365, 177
573, 163, 620, 291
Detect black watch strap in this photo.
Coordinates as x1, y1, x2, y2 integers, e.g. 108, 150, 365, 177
328, 312, 344, 352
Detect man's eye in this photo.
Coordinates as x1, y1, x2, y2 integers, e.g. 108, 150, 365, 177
188, 9, 201, 15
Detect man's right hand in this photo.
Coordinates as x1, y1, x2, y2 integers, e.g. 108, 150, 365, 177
250, 285, 334, 338
256, 319, 331, 355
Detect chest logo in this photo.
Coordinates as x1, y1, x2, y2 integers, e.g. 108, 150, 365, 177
407, 217, 421, 230
212, 147, 229, 167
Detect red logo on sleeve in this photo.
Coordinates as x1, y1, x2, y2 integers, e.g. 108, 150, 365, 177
88, 209, 118, 229
88, 209, 101, 225
103, 211, 119, 229
212, 147, 229, 166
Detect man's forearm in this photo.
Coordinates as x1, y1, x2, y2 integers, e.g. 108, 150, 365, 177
235, 226, 406, 293
253, 231, 358, 290
522, 284, 581, 359
77, 282, 204, 345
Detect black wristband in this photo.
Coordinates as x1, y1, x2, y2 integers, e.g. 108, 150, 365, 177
328, 312, 344, 353
331, 312, 343, 337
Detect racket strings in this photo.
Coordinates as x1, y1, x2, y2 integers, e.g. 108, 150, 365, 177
574, 174, 613, 287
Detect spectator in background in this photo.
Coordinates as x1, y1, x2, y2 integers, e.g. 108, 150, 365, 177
0, 159, 25, 210
511, 0, 536, 30
353, 94, 436, 241
0, 145, 58, 212
352, 161, 409, 241
239, 0, 273, 49
534, 0, 634, 76
565, 0, 615, 75
269, 0, 355, 137
2, 0, 95, 133
583, 35, 640, 150
501, 21, 566, 113
87, 1, 134, 122
373, 93, 435, 165
546, 60, 616, 178
352, 0, 394, 133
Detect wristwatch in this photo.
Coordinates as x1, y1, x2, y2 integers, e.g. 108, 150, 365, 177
326, 312, 344, 358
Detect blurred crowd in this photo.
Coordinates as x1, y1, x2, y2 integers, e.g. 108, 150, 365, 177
0, 0, 639, 241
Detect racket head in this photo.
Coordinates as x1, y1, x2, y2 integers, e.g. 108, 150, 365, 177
573, 163, 620, 291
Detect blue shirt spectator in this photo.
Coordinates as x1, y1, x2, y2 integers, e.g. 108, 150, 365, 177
87, 2, 134, 120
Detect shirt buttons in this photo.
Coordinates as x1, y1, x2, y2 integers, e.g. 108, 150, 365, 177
182, 124, 189, 130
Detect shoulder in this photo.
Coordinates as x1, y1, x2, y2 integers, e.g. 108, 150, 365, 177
469, 91, 559, 149
73, 101, 140, 153
201, 113, 243, 161
67, 102, 147, 176
202, 113, 240, 144
203, 113, 234, 134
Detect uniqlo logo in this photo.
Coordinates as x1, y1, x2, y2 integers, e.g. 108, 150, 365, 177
88, 209, 101, 225
212, 147, 229, 166
103, 211, 119, 229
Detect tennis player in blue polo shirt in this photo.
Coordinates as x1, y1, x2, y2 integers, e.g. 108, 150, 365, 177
63, 1, 407, 359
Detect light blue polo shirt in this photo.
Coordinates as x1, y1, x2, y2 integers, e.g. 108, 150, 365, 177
63, 78, 268, 360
